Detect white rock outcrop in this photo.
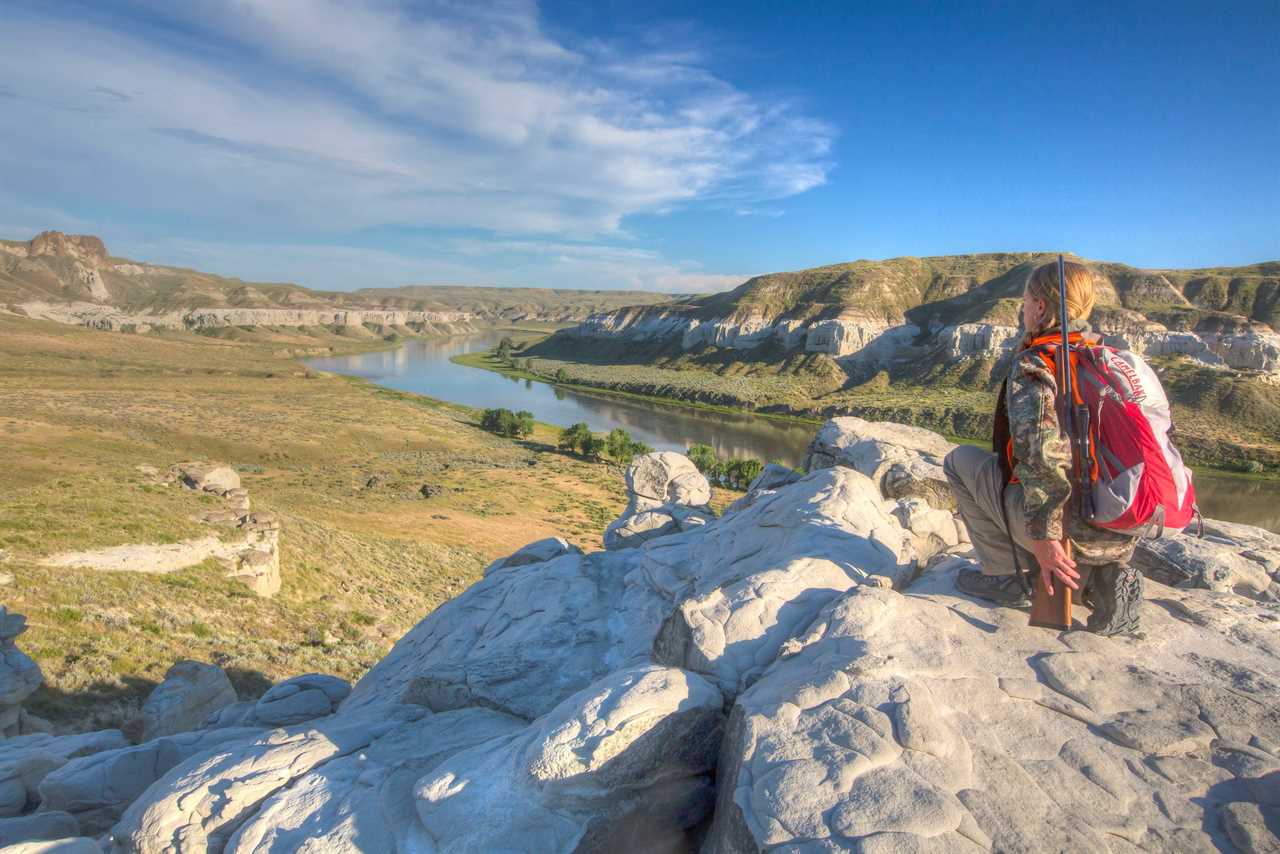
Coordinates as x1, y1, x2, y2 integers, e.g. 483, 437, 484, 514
205, 674, 351, 730
0, 609, 44, 738
12, 419, 1278, 853
37, 727, 265, 836
40, 466, 282, 598
140, 661, 238, 741
0, 731, 129, 818
603, 452, 716, 550
805, 415, 958, 510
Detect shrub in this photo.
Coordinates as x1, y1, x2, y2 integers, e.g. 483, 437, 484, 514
559, 422, 592, 453
607, 428, 653, 465
480, 408, 534, 439
514, 410, 535, 438
581, 435, 607, 460
686, 443, 718, 473
555, 367, 568, 383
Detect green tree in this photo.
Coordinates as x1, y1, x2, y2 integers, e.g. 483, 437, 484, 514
606, 428, 635, 464
480, 407, 521, 437
555, 367, 568, 383
559, 422, 591, 453
514, 410, 535, 438
735, 458, 764, 488
686, 443, 718, 474
581, 435, 607, 460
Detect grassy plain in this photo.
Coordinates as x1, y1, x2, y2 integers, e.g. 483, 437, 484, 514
0, 316, 701, 733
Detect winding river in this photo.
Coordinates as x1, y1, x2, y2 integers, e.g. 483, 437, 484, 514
307, 330, 1280, 533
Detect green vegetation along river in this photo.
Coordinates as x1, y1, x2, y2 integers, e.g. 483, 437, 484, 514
307, 330, 1280, 533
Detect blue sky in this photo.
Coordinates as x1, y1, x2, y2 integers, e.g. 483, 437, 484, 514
1, 1, 1276, 292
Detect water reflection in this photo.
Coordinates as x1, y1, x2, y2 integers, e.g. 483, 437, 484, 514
306, 331, 1278, 532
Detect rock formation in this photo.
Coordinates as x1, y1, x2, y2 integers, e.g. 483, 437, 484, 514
0, 610, 48, 739
549, 254, 1280, 380
41, 463, 281, 597
139, 662, 237, 742
603, 452, 716, 550
0, 420, 1277, 851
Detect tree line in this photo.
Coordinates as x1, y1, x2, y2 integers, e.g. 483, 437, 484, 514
558, 424, 653, 464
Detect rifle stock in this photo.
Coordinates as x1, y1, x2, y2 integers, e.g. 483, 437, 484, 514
1029, 540, 1073, 630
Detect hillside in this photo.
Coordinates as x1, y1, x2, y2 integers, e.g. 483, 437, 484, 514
525, 252, 1280, 468
0, 231, 675, 331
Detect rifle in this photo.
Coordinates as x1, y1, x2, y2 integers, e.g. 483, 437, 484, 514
1029, 254, 1092, 630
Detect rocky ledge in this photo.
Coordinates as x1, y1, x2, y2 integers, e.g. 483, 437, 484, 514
1, 418, 1277, 852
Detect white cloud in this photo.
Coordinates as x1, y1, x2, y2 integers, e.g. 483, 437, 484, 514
0, 1, 834, 239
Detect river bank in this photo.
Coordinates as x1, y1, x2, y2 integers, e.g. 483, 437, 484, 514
456, 338, 1280, 478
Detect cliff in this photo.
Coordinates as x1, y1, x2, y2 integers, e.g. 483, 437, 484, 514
0, 231, 675, 332
540, 253, 1280, 376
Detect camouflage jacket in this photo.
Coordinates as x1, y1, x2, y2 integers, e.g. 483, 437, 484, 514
999, 320, 1136, 564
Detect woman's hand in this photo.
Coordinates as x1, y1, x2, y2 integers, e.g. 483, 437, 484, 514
1030, 538, 1079, 596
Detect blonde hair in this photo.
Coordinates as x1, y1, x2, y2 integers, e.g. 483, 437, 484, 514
1025, 259, 1096, 330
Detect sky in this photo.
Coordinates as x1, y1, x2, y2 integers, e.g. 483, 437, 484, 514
0, 0, 1276, 293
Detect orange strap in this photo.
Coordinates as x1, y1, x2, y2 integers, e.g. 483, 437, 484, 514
1006, 335, 1099, 481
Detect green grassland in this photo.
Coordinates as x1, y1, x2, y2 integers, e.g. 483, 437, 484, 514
0, 316, 730, 734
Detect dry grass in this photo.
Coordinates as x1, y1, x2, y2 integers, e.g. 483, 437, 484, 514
0, 315, 652, 731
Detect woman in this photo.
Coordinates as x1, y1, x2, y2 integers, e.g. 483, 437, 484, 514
943, 259, 1143, 635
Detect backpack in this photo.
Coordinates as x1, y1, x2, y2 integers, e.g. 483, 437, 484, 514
1025, 335, 1199, 537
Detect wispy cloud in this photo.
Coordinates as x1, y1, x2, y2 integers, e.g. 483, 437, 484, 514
0, 1, 830, 290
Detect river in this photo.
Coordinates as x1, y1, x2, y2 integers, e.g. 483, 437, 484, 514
306, 330, 1280, 533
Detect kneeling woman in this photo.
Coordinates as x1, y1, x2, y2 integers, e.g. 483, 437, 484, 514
943, 259, 1142, 635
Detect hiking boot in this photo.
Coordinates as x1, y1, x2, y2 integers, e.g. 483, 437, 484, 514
1083, 562, 1144, 636
956, 568, 1030, 607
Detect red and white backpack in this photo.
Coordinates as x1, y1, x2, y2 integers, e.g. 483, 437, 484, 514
1028, 334, 1198, 536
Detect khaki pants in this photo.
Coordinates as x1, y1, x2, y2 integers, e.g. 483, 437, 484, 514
943, 445, 1036, 578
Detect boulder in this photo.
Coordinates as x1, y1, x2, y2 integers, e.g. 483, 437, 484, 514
245, 674, 350, 728
37, 727, 264, 836
482, 537, 582, 576
627, 452, 712, 506
0, 610, 43, 736
0, 731, 128, 817
109, 706, 424, 853
891, 497, 962, 566
175, 462, 241, 495
649, 467, 915, 700
223, 708, 525, 853
746, 462, 802, 493
0, 811, 79, 847
804, 416, 957, 510
225, 547, 281, 599
703, 563, 1280, 852
413, 665, 722, 853
604, 452, 716, 551
342, 549, 661, 721
603, 507, 680, 550
140, 661, 237, 741
1133, 533, 1275, 601
1, 838, 102, 854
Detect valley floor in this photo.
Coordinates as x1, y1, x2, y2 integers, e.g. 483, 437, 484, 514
0, 317, 729, 733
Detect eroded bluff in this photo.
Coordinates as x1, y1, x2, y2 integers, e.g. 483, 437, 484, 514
4, 418, 1278, 853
